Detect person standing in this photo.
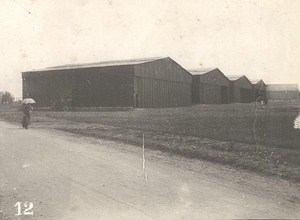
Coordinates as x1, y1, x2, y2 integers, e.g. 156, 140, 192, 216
22, 103, 33, 129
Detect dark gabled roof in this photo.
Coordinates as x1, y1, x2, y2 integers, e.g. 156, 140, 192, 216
250, 79, 266, 85
227, 75, 253, 87
188, 68, 217, 75
266, 84, 299, 92
23, 57, 166, 72
188, 68, 230, 84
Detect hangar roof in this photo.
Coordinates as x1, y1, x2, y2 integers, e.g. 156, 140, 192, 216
188, 68, 217, 75
227, 75, 244, 81
250, 79, 261, 84
24, 57, 166, 72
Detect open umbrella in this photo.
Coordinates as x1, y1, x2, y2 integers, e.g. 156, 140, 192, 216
22, 98, 36, 104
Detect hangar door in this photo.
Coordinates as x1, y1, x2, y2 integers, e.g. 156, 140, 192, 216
240, 88, 253, 103
220, 86, 229, 104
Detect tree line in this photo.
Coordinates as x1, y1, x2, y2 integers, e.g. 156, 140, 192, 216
0, 91, 15, 104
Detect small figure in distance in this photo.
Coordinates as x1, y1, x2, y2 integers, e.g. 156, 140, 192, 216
260, 99, 265, 108
261, 96, 268, 109
22, 103, 33, 129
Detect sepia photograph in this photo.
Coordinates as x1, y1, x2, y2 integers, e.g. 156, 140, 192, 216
0, 0, 299, 219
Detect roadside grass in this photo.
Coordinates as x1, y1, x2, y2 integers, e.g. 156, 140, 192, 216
0, 101, 299, 181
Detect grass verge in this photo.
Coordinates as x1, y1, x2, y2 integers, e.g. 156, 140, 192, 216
0, 101, 299, 181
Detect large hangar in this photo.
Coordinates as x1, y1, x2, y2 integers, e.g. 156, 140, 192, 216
228, 75, 253, 103
190, 68, 230, 104
22, 57, 192, 108
266, 84, 299, 100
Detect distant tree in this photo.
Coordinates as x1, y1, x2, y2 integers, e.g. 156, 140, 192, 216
0, 91, 15, 104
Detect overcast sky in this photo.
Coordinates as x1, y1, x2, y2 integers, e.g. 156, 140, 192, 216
0, 0, 300, 97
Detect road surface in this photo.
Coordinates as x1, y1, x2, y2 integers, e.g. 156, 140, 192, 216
0, 120, 299, 219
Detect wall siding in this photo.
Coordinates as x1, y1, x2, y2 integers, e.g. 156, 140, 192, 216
200, 83, 221, 104
191, 70, 230, 104
266, 91, 299, 100
198, 83, 230, 104
22, 66, 135, 107
229, 77, 253, 103
135, 77, 191, 107
134, 58, 192, 108
22, 72, 75, 106
191, 75, 201, 104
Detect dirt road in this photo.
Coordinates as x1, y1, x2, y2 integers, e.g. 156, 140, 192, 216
0, 121, 299, 219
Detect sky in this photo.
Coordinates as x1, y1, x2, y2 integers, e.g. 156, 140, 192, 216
0, 0, 300, 97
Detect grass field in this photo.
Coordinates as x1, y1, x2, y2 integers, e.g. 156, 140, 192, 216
0, 101, 299, 181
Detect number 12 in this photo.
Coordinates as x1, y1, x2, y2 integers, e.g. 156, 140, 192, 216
15, 201, 34, 216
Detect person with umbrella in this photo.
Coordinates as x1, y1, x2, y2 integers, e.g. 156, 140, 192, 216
21, 98, 35, 129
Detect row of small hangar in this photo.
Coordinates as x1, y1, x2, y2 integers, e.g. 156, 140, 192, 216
22, 57, 268, 108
